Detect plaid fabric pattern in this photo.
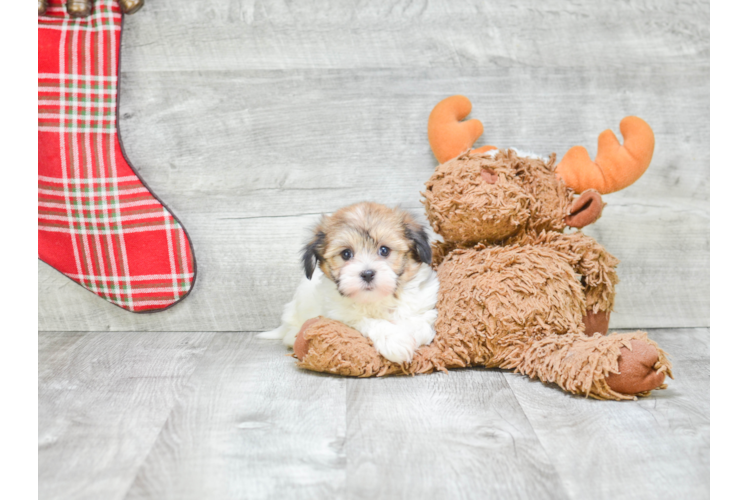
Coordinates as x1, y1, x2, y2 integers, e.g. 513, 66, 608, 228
38, 0, 196, 312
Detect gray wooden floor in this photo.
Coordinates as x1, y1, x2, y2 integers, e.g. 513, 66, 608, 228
39, 328, 708, 500
39, 1, 709, 499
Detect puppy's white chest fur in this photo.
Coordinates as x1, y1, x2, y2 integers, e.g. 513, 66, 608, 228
260, 263, 439, 364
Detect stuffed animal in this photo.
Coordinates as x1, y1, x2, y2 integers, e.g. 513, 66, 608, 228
291, 95, 673, 400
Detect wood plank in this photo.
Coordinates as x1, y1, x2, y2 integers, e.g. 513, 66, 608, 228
38, 331, 85, 366
123, 332, 347, 500
344, 370, 568, 499
120, 0, 708, 72
38, 331, 214, 500
39, 65, 709, 331
39, 328, 709, 499
503, 328, 710, 500
114, 66, 709, 213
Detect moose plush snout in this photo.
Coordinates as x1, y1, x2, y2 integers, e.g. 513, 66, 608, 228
423, 154, 534, 244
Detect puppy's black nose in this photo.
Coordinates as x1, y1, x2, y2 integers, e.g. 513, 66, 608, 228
360, 270, 375, 283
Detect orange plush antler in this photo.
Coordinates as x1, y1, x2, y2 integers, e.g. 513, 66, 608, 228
428, 95, 496, 164
555, 116, 655, 194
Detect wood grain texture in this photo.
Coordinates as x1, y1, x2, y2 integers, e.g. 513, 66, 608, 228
120, 0, 708, 72
505, 328, 710, 500
38, 331, 215, 500
38, 0, 709, 332
344, 371, 567, 500
38, 329, 708, 499
38, 65, 709, 331
124, 333, 347, 500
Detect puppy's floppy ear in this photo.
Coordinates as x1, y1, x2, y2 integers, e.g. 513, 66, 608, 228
403, 215, 432, 265
302, 229, 326, 280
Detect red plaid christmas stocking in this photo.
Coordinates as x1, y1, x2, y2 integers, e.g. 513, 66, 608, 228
38, 0, 196, 312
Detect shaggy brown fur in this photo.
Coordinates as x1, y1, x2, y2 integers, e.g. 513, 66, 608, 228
423, 151, 571, 244
297, 319, 668, 400
293, 150, 673, 400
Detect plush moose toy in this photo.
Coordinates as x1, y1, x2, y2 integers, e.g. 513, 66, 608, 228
294, 97, 673, 400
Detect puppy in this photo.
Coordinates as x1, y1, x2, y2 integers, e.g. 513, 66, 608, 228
259, 202, 439, 364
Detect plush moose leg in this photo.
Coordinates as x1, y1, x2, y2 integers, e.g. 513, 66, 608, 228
293, 319, 672, 400
294, 318, 405, 377
537, 231, 620, 335
500, 330, 672, 400
293, 318, 469, 377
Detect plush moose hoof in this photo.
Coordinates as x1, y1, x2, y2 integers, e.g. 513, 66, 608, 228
606, 340, 666, 394
293, 318, 320, 361
583, 309, 610, 336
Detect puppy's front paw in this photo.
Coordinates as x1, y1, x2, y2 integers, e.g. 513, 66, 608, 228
373, 334, 417, 364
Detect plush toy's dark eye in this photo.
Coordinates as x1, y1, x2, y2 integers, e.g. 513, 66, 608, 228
341, 249, 353, 261
378, 246, 390, 257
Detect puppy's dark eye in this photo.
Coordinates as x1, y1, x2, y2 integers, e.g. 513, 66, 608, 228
378, 246, 390, 257
341, 249, 353, 261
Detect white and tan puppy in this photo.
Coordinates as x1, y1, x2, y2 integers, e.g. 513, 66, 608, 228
259, 202, 439, 364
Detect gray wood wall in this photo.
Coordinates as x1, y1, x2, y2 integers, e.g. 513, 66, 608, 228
38, 0, 709, 333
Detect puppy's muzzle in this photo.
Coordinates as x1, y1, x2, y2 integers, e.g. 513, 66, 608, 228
360, 270, 376, 283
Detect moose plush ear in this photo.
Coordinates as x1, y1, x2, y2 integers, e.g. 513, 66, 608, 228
301, 230, 326, 280
403, 218, 432, 265
565, 189, 604, 228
